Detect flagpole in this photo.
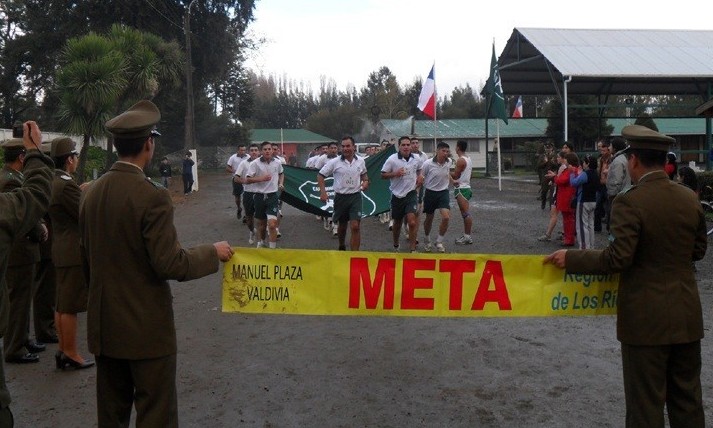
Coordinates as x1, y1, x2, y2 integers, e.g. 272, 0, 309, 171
497, 119, 502, 191
433, 61, 438, 151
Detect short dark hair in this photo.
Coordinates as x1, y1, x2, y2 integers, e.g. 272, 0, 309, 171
582, 154, 597, 169
260, 141, 272, 148
611, 137, 627, 153
341, 136, 355, 146
398, 136, 411, 145
678, 166, 698, 191
562, 141, 575, 152
249, 143, 259, 150
628, 148, 666, 167
327, 142, 338, 148
456, 140, 467, 152
3, 147, 24, 163
437, 142, 449, 150
53, 154, 74, 170
115, 136, 147, 157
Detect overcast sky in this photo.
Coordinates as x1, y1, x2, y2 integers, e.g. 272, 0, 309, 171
245, 0, 712, 99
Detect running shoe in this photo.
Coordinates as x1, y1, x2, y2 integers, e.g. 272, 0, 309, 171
388, 219, 394, 231
435, 242, 446, 253
455, 235, 473, 245
332, 224, 338, 236
536, 234, 551, 242
423, 243, 433, 252
276, 229, 282, 238
248, 231, 255, 244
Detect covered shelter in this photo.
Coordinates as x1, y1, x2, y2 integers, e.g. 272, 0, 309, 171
487, 28, 713, 168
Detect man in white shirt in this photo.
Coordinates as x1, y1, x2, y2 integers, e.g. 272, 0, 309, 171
421, 142, 453, 253
245, 142, 284, 248
451, 140, 474, 245
234, 144, 260, 244
318, 136, 368, 251
225, 144, 248, 220
381, 136, 423, 252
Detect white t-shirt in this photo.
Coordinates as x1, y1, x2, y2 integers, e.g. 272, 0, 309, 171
421, 157, 453, 191
455, 155, 473, 189
246, 157, 284, 194
314, 154, 338, 170
381, 153, 422, 198
319, 155, 367, 195
235, 158, 254, 191
226, 153, 247, 175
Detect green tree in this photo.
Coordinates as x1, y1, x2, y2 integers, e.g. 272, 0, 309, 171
441, 84, 485, 119
55, 33, 126, 182
102, 24, 183, 169
544, 95, 613, 151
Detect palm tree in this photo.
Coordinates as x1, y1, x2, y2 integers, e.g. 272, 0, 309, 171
102, 24, 183, 170
55, 33, 126, 182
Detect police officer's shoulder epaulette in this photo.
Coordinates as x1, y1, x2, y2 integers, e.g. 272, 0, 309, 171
146, 177, 165, 189
619, 185, 636, 196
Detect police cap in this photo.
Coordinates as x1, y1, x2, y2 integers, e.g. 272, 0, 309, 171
105, 100, 161, 139
50, 137, 78, 158
621, 125, 675, 152
1, 138, 24, 150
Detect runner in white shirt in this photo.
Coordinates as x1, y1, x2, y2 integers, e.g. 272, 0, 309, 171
314, 142, 340, 233
381, 136, 423, 252
225, 144, 248, 220
451, 140, 474, 245
246, 142, 284, 248
235, 143, 260, 244
318, 136, 368, 251
421, 142, 453, 253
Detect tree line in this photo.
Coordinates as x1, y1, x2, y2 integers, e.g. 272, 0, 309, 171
0, 1, 701, 176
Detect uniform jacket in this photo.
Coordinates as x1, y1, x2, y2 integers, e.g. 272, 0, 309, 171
0, 165, 42, 266
49, 169, 82, 267
0, 153, 53, 335
79, 162, 218, 359
566, 170, 707, 345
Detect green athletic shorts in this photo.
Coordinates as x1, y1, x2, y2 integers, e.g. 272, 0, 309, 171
254, 192, 279, 220
423, 189, 450, 214
333, 192, 362, 223
454, 187, 472, 201
243, 191, 255, 217
391, 190, 418, 221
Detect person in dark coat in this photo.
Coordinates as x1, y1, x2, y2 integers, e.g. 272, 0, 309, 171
545, 125, 707, 427
79, 100, 233, 427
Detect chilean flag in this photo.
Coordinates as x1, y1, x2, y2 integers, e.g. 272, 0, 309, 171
512, 95, 523, 118
417, 64, 436, 119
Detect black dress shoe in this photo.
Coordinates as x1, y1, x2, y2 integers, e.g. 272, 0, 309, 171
25, 340, 46, 353
59, 355, 95, 370
5, 353, 39, 364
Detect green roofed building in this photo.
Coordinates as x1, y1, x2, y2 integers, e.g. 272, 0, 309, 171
250, 129, 334, 166
380, 118, 712, 170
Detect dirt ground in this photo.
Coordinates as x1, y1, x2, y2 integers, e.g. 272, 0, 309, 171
7, 170, 713, 427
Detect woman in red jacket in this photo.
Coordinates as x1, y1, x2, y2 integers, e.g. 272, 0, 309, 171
549, 152, 579, 246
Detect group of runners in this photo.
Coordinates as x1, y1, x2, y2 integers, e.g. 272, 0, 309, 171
226, 135, 475, 252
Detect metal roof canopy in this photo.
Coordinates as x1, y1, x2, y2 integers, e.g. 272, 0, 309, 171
498, 28, 713, 98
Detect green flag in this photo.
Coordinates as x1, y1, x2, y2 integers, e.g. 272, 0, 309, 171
280, 145, 396, 217
487, 43, 508, 125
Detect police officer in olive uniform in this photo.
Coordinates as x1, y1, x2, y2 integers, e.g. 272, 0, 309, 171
0, 139, 47, 364
545, 125, 707, 427
33, 143, 58, 345
0, 122, 53, 427
79, 100, 234, 427
49, 138, 92, 370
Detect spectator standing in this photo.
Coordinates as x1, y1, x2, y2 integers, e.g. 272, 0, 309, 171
159, 156, 172, 189
545, 125, 706, 427
182, 152, 194, 195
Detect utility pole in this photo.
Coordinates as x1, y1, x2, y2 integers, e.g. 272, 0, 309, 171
184, 0, 197, 150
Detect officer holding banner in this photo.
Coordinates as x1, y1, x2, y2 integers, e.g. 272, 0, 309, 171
79, 100, 233, 427
318, 136, 368, 251
544, 125, 707, 427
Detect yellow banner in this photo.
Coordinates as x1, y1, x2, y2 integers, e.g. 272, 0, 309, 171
222, 248, 618, 317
